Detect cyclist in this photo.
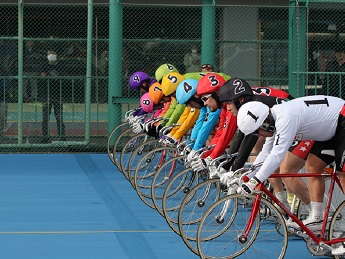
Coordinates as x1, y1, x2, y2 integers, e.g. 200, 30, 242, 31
217, 78, 307, 209
161, 78, 203, 146
236, 96, 345, 232
145, 72, 186, 138
127, 71, 158, 121
182, 71, 231, 159
190, 73, 237, 177
131, 82, 165, 134
155, 63, 179, 83
129, 71, 157, 93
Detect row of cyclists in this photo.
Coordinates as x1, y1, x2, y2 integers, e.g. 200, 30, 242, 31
126, 63, 345, 256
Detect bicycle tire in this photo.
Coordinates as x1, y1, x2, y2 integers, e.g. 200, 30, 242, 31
133, 146, 178, 209
107, 122, 129, 163
178, 178, 224, 255
112, 128, 135, 172
127, 139, 161, 187
151, 155, 186, 216
329, 200, 345, 259
197, 193, 288, 259
120, 133, 151, 179
162, 168, 200, 235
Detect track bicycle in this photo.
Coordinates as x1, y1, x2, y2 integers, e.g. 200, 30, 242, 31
107, 108, 139, 164
197, 162, 345, 258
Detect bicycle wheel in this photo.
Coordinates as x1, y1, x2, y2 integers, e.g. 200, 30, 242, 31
178, 178, 225, 255
120, 133, 152, 179
107, 122, 129, 163
151, 155, 186, 216
197, 193, 288, 259
162, 168, 203, 235
329, 200, 345, 259
127, 139, 161, 187
112, 128, 135, 172
133, 146, 178, 208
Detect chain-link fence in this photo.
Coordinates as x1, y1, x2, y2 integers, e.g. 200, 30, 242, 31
0, 1, 344, 152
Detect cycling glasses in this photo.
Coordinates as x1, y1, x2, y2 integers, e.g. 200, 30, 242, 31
201, 93, 212, 102
259, 122, 276, 133
201, 64, 213, 70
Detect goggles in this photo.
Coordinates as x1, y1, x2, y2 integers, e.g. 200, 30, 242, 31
259, 122, 276, 133
201, 93, 212, 102
201, 64, 213, 70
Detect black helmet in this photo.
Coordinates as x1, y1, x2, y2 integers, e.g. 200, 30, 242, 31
219, 77, 253, 103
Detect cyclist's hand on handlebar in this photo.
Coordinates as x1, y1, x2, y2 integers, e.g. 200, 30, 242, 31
160, 134, 177, 146
238, 176, 261, 196
209, 165, 227, 179
191, 156, 212, 172
132, 121, 144, 134
185, 149, 197, 167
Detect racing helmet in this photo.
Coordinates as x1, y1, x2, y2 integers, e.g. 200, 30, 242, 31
176, 79, 199, 104
161, 72, 185, 96
196, 73, 226, 96
237, 101, 271, 135
149, 82, 164, 105
140, 93, 154, 113
219, 78, 253, 102
129, 71, 149, 90
155, 64, 179, 82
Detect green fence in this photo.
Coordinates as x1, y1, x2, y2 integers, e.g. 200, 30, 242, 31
0, 1, 344, 152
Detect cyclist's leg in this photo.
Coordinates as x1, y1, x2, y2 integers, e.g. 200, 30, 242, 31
280, 150, 310, 205
302, 141, 334, 229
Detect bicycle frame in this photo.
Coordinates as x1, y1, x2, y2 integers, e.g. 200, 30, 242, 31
242, 170, 345, 250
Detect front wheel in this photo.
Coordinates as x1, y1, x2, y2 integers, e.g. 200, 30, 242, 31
197, 193, 288, 259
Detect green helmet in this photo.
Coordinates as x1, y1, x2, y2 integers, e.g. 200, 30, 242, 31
155, 64, 179, 82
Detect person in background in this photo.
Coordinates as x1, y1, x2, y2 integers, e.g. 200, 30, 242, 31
322, 42, 345, 99
201, 64, 214, 72
23, 40, 40, 103
183, 44, 200, 73
39, 49, 67, 143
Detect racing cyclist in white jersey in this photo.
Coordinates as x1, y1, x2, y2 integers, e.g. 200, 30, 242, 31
236, 95, 345, 240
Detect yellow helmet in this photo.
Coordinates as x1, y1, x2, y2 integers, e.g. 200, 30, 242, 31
161, 72, 185, 96
155, 64, 179, 82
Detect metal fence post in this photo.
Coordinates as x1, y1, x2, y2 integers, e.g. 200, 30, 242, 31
85, 0, 93, 144
17, 0, 24, 144
108, 0, 123, 136
201, 0, 215, 67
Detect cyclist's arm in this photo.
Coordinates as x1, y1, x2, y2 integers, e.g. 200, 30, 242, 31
165, 103, 186, 126
192, 107, 221, 151
171, 107, 200, 139
230, 133, 259, 171
202, 109, 237, 159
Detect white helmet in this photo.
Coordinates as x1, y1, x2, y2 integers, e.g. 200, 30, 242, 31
237, 101, 269, 135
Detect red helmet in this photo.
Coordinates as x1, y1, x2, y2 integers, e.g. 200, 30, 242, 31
196, 73, 227, 96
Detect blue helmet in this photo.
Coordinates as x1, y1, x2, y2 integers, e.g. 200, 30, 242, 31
176, 79, 199, 104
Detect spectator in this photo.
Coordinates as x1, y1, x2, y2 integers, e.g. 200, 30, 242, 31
23, 40, 40, 102
39, 49, 67, 143
201, 64, 214, 72
183, 44, 200, 73
322, 42, 345, 98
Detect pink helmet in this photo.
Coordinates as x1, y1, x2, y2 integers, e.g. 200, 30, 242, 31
140, 93, 154, 113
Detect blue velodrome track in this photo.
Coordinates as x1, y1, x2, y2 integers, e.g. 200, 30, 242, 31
0, 154, 332, 258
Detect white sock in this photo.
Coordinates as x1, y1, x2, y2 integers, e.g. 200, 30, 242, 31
309, 202, 323, 221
